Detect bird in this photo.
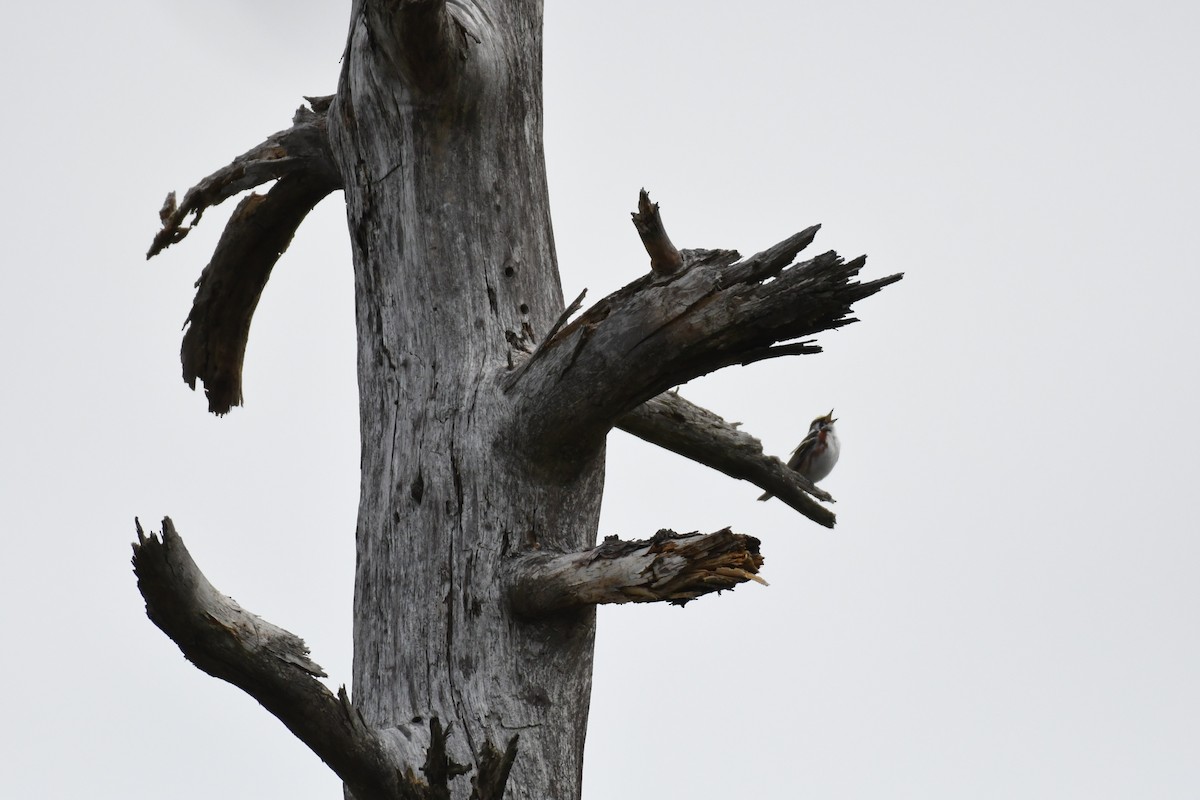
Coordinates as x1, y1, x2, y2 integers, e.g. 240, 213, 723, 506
758, 410, 839, 501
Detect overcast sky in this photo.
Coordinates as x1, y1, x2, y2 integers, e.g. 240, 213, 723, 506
2, 1, 1198, 798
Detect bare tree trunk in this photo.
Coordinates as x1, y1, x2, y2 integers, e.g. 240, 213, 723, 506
135, 2, 901, 798
329, 3, 601, 796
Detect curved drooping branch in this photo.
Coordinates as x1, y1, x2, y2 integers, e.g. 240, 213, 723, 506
132, 518, 519, 800
616, 391, 837, 528
146, 97, 342, 414
509, 528, 765, 618
507, 220, 903, 466
181, 171, 340, 414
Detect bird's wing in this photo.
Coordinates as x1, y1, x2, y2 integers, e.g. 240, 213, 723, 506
787, 431, 819, 468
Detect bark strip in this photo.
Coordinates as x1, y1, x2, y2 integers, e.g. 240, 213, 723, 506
617, 391, 837, 527
510, 528, 765, 617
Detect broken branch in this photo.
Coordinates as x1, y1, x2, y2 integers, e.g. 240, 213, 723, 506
181, 171, 337, 414
631, 188, 682, 275
510, 222, 903, 474
147, 97, 341, 414
509, 528, 765, 617
147, 97, 339, 259
133, 518, 523, 800
131, 517, 407, 799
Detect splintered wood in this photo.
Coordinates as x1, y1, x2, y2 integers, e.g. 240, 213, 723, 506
511, 528, 766, 616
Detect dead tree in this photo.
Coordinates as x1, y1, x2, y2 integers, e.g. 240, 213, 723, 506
134, 3, 901, 798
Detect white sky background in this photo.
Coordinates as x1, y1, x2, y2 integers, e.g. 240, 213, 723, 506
2, 0, 1197, 797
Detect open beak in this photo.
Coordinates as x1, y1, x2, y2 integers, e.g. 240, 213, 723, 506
825, 409, 836, 424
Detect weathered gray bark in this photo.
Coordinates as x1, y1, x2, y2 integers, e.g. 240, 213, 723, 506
131, 519, 413, 800
147, 97, 340, 414
616, 391, 836, 526
137, 2, 901, 798
327, 4, 601, 796
510, 528, 766, 616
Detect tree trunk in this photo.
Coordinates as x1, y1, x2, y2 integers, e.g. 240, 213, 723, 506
329, 2, 601, 796
135, 3, 901, 797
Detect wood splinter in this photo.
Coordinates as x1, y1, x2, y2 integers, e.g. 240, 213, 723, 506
631, 188, 683, 275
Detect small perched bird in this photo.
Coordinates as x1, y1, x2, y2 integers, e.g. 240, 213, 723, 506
758, 410, 840, 501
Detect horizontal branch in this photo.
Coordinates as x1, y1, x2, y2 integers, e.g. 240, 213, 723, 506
508, 220, 903, 468
132, 517, 408, 799
509, 528, 765, 618
617, 391, 836, 528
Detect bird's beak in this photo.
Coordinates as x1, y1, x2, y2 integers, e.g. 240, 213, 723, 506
826, 409, 836, 424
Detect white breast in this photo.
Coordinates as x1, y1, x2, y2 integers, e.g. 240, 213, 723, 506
807, 426, 840, 483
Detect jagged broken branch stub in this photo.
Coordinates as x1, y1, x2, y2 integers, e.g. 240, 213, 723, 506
509, 528, 766, 617
631, 188, 683, 275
